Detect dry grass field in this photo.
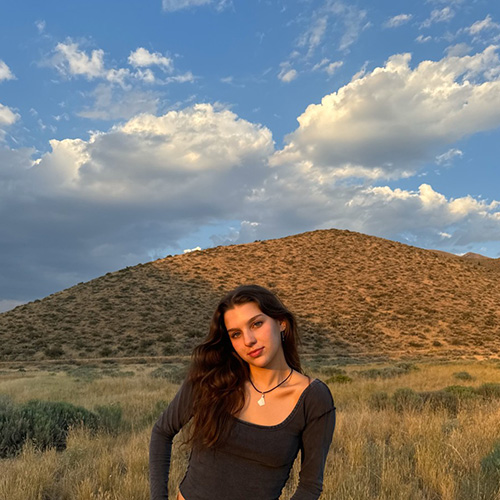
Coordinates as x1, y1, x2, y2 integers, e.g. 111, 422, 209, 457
2, 360, 500, 500
1, 228, 500, 363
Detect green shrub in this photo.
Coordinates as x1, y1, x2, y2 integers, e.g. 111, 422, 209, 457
369, 391, 390, 411
453, 371, 474, 381
356, 363, 418, 380
150, 365, 187, 384
95, 404, 122, 434
0, 394, 14, 412
66, 365, 101, 382
44, 346, 65, 358
356, 367, 399, 379
444, 385, 478, 400
476, 383, 500, 400
326, 374, 352, 384
420, 390, 459, 415
392, 388, 423, 412
320, 366, 347, 377
481, 442, 500, 476
0, 400, 99, 458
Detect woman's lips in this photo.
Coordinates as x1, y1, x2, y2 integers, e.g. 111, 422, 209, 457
248, 347, 264, 358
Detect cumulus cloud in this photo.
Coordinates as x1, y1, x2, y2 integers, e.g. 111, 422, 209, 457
49, 40, 191, 88
278, 64, 298, 83
385, 14, 412, 28
345, 184, 500, 246
445, 43, 471, 57
210, 173, 500, 255
312, 58, 343, 75
162, 0, 229, 12
53, 41, 105, 79
0, 104, 19, 127
466, 15, 500, 36
0, 60, 15, 82
272, 46, 500, 179
128, 47, 173, 72
0, 104, 273, 300
421, 7, 455, 29
416, 35, 432, 43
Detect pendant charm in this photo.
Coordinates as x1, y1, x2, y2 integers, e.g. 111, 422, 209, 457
257, 394, 266, 406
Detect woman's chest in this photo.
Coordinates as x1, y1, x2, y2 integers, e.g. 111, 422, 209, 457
220, 423, 302, 468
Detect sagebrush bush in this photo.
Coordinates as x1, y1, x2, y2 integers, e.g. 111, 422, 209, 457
481, 442, 500, 476
420, 390, 459, 415
0, 399, 123, 458
369, 391, 390, 411
326, 374, 352, 384
149, 365, 187, 384
453, 371, 474, 381
319, 366, 347, 377
475, 383, 500, 400
444, 385, 478, 400
369, 387, 459, 415
95, 404, 123, 434
392, 388, 424, 412
356, 362, 418, 379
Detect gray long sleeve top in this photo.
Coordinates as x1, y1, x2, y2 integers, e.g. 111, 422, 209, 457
149, 378, 335, 500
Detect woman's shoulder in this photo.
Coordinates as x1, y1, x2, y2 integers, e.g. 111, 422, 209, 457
302, 377, 335, 418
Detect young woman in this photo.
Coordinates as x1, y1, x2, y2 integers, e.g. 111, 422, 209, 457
150, 284, 335, 500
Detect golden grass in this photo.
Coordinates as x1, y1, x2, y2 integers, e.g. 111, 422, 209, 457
2, 361, 500, 499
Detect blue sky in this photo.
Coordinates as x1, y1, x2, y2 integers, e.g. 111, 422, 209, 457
1, 0, 500, 311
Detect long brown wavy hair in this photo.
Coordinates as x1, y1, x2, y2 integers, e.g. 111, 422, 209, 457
186, 284, 302, 449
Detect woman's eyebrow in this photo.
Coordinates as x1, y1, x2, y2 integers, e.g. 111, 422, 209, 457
226, 314, 264, 334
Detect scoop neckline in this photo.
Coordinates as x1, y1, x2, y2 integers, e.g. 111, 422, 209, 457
233, 378, 319, 429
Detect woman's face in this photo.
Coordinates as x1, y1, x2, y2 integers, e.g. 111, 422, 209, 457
224, 302, 285, 369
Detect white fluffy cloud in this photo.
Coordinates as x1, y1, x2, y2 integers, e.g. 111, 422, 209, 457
272, 46, 500, 179
278, 66, 298, 83
0, 60, 15, 82
421, 7, 455, 28
313, 59, 343, 75
466, 15, 500, 36
0, 103, 19, 127
50, 40, 190, 88
53, 42, 105, 79
344, 184, 500, 246
385, 14, 412, 28
211, 174, 500, 253
0, 104, 273, 300
128, 48, 173, 72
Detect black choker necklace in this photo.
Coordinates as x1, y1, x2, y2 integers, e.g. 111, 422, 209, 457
249, 368, 293, 407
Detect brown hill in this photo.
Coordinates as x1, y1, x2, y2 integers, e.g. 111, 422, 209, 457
1, 228, 499, 362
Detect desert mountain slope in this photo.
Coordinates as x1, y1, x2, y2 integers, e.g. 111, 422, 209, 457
1, 228, 499, 361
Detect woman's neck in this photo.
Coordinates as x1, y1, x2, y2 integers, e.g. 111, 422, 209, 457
248, 362, 292, 391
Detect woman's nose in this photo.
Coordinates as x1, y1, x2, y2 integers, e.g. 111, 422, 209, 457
243, 330, 256, 346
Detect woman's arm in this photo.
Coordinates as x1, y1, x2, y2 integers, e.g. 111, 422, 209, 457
291, 383, 336, 500
149, 380, 193, 500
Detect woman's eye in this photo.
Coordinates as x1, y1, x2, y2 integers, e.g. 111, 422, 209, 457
230, 332, 241, 339
253, 321, 263, 328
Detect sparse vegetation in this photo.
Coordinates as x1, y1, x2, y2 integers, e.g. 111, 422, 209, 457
1, 361, 500, 499
1, 228, 500, 361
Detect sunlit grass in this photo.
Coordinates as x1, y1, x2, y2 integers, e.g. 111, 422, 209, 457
1, 361, 500, 499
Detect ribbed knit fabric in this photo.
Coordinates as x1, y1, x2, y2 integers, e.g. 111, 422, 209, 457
149, 378, 335, 500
